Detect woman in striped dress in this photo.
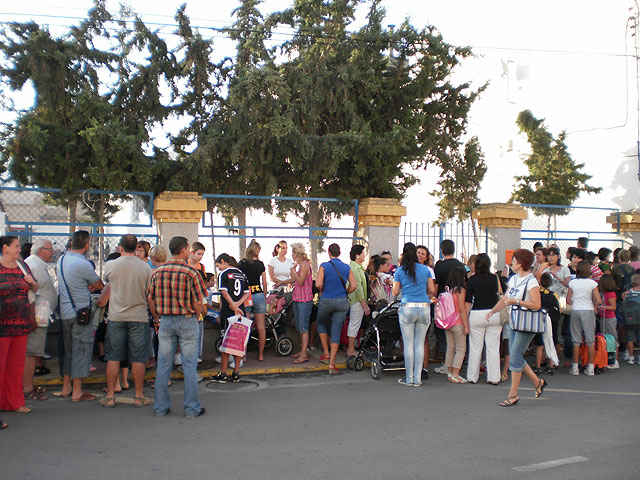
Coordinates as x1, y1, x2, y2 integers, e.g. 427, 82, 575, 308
290, 243, 313, 363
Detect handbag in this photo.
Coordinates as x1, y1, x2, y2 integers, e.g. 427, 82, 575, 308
496, 274, 510, 326
328, 260, 349, 295
508, 276, 547, 333
59, 255, 92, 326
16, 260, 37, 332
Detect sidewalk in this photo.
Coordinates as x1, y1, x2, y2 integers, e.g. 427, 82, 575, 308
33, 347, 353, 387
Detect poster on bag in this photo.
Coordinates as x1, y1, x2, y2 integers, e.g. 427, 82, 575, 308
220, 315, 253, 357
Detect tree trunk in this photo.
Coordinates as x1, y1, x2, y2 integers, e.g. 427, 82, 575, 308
308, 202, 321, 273
98, 194, 105, 277
67, 197, 77, 234
209, 210, 217, 279
546, 215, 552, 245
460, 220, 467, 262
471, 218, 480, 254
237, 207, 247, 257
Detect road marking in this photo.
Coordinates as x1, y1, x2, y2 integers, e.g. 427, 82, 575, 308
513, 456, 588, 472
519, 387, 640, 397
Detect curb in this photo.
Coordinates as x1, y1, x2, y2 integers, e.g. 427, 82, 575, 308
33, 362, 350, 387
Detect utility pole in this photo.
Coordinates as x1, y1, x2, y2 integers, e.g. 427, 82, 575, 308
633, 1, 640, 180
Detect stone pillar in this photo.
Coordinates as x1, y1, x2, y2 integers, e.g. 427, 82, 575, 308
606, 210, 640, 245
357, 198, 407, 262
472, 203, 528, 270
153, 191, 208, 250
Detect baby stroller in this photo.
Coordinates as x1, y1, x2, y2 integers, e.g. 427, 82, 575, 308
352, 301, 405, 379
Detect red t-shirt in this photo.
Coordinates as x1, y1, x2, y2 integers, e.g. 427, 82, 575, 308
603, 291, 616, 319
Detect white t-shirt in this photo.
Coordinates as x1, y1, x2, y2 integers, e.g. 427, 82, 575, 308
569, 278, 598, 311
507, 274, 539, 302
542, 266, 570, 295
268, 256, 294, 282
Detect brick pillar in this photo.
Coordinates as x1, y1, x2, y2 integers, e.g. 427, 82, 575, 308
153, 191, 208, 250
472, 203, 528, 270
357, 197, 407, 262
606, 210, 640, 245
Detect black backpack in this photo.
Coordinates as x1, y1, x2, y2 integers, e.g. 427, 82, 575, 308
622, 293, 640, 328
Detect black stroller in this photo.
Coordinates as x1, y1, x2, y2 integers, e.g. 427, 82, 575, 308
351, 301, 405, 380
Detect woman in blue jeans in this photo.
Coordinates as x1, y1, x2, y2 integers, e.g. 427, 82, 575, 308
392, 243, 434, 386
316, 244, 357, 374
487, 249, 547, 407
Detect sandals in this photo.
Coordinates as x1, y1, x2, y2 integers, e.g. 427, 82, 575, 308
319, 354, 330, 364
24, 389, 48, 401
292, 356, 309, 364
52, 391, 72, 398
0, 421, 7, 430
448, 374, 467, 384
328, 364, 339, 375
99, 396, 117, 408
133, 395, 152, 408
71, 393, 97, 403
34, 366, 50, 376
535, 378, 548, 398
499, 395, 520, 407
501, 372, 509, 382
15, 406, 32, 413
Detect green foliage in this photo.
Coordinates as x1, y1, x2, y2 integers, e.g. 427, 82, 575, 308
510, 110, 601, 217
433, 136, 486, 222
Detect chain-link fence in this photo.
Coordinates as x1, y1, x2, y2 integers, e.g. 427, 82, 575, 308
520, 203, 627, 255
200, 194, 360, 271
0, 186, 158, 273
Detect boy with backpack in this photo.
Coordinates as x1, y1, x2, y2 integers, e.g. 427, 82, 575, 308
621, 274, 640, 364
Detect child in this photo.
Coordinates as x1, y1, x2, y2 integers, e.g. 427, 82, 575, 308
622, 274, 640, 364
442, 267, 469, 384
534, 273, 561, 375
567, 261, 602, 376
210, 254, 250, 383
598, 274, 619, 368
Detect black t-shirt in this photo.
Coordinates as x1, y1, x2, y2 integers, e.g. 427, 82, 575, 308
238, 259, 266, 294
218, 267, 249, 319
434, 258, 466, 295
465, 273, 506, 310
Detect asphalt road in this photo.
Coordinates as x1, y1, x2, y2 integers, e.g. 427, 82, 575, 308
1, 363, 639, 480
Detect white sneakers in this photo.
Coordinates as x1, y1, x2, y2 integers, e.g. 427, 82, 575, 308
608, 360, 620, 370
627, 356, 635, 365
434, 364, 448, 375
569, 364, 580, 376
584, 365, 595, 376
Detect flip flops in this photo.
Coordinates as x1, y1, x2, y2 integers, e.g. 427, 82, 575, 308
133, 395, 152, 408
71, 393, 97, 403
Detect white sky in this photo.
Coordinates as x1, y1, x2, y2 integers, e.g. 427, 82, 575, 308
2, 0, 638, 227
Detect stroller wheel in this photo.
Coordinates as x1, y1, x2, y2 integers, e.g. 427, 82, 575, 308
276, 337, 294, 356
346, 355, 355, 370
354, 356, 365, 371
215, 337, 223, 354
371, 359, 382, 380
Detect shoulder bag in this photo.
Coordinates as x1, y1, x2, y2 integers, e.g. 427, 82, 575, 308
59, 254, 92, 326
509, 275, 547, 333
328, 260, 349, 295
495, 273, 510, 326
16, 260, 37, 332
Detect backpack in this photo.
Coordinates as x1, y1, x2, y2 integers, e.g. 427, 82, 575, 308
617, 265, 634, 300
621, 293, 640, 328
434, 287, 459, 330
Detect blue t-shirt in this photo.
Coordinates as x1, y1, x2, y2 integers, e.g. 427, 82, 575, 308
57, 252, 100, 319
320, 258, 351, 299
395, 264, 432, 303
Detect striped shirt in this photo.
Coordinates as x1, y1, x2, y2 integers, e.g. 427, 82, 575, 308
292, 261, 313, 302
147, 258, 208, 316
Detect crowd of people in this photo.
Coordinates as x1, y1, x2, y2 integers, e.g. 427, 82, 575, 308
1, 231, 639, 428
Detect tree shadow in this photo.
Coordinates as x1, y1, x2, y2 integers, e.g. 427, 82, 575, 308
611, 145, 639, 211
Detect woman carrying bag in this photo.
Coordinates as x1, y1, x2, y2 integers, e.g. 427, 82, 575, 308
487, 249, 548, 407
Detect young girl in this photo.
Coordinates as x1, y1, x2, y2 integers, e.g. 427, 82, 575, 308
567, 261, 602, 376
188, 242, 207, 364
210, 254, 250, 383
598, 274, 619, 369
442, 267, 469, 384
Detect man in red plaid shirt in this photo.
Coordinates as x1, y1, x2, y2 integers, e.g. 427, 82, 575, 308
148, 236, 208, 418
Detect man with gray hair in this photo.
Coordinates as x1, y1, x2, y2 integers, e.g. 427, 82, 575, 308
24, 239, 58, 400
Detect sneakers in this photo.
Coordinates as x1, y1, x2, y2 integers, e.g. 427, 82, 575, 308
585, 365, 595, 376
231, 372, 240, 383
421, 369, 429, 381
626, 356, 635, 365
434, 364, 448, 375
569, 364, 579, 376
608, 360, 620, 370
209, 372, 228, 383
622, 350, 630, 361
397, 378, 413, 387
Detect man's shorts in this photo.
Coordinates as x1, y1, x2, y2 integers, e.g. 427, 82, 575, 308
26, 326, 47, 357
105, 321, 150, 363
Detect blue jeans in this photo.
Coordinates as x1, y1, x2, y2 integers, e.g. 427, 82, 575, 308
509, 329, 536, 372
398, 305, 430, 384
317, 297, 349, 344
293, 301, 313, 333
105, 321, 150, 363
154, 315, 201, 417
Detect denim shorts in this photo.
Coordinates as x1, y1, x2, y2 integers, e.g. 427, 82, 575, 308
105, 321, 151, 363
293, 300, 313, 333
317, 297, 349, 344
627, 328, 640, 344
245, 292, 267, 315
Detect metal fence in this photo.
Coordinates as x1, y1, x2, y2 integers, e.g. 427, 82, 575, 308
199, 194, 360, 269
0, 186, 158, 272
520, 203, 628, 255
401, 220, 485, 261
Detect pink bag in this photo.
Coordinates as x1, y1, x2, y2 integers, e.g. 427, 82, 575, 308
434, 287, 460, 330
220, 315, 253, 357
